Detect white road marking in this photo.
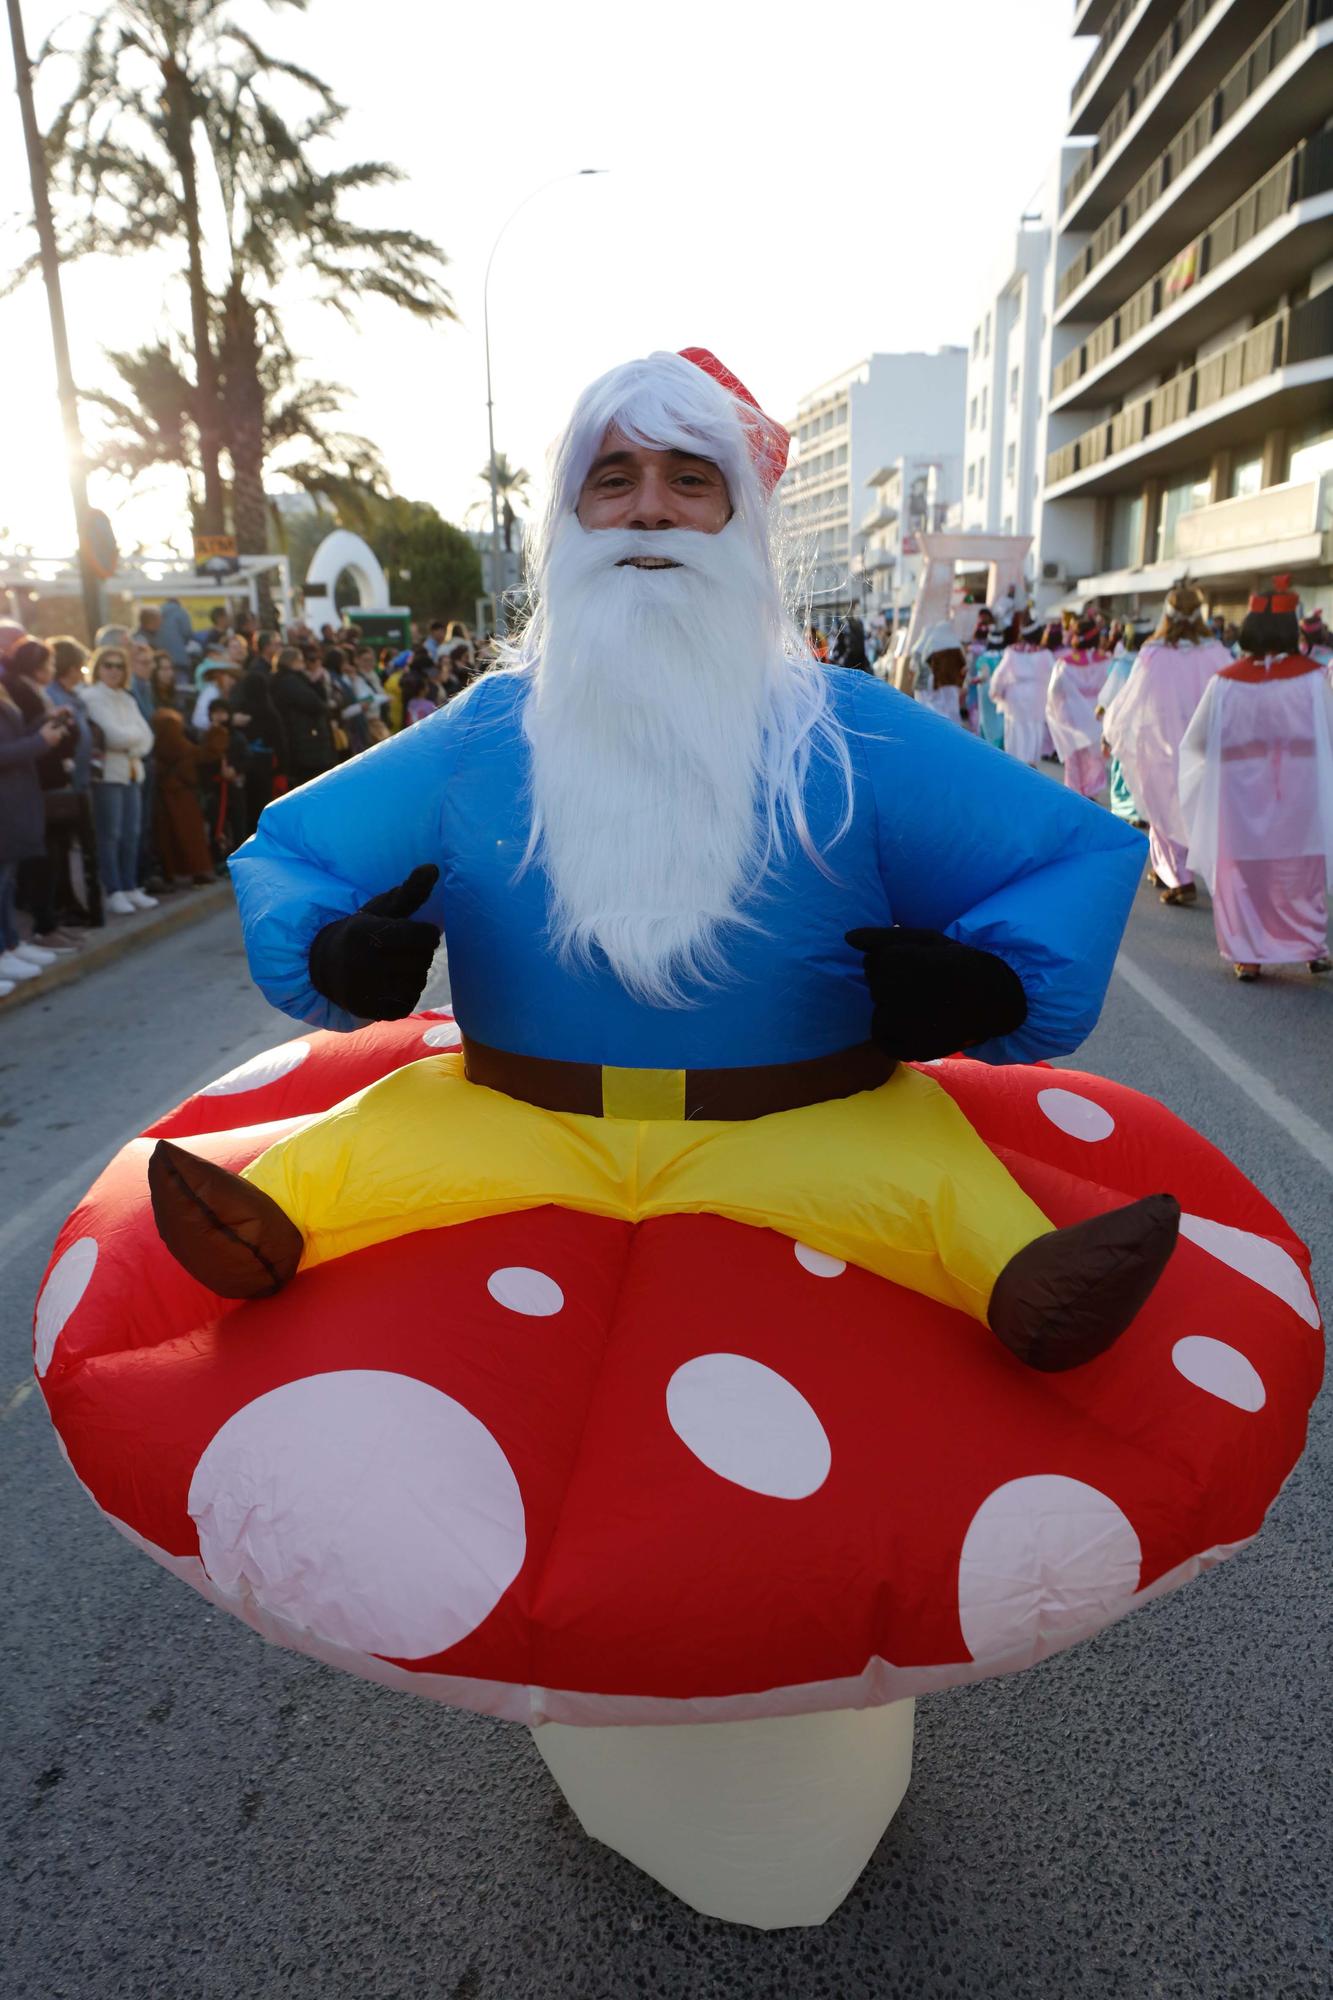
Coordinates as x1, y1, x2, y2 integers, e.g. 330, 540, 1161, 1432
2, 1378, 35, 1422
1114, 952, 1333, 1177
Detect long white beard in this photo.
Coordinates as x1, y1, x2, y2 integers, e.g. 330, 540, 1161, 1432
523, 519, 791, 1006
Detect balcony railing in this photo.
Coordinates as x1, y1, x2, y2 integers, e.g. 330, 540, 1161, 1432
1173, 472, 1329, 557
1056, 0, 1328, 308
1051, 130, 1333, 398
1070, 0, 1137, 109
1061, 0, 1216, 212
1045, 290, 1333, 487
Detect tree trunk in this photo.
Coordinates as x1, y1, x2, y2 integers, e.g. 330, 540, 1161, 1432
221, 282, 275, 622
161, 61, 226, 537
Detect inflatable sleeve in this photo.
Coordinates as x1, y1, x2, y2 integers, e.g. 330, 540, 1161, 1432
848, 677, 1146, 1064
229, 701, 467, 1030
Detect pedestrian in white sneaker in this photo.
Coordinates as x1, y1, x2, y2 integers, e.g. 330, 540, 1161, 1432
82, 647, 155, 916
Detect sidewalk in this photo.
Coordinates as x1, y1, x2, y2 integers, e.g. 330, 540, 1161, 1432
0, 882, 233, 1017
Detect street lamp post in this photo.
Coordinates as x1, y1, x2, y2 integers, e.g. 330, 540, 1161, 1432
482, 168, 605, 634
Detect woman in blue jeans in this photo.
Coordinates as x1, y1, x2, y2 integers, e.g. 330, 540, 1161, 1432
81, 646, 156, 916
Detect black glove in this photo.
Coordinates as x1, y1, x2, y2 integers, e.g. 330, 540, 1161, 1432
309, 864, 442, 1020
846, 926, 1027, 1061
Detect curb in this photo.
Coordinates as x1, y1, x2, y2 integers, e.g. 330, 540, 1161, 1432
0, 882, 233, 1016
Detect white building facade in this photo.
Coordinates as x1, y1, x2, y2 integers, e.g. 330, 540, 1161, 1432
1036, 0, 1333, 620
779, 349, 967, 621
861, 455, 962, 624
960, 188, 1058, 548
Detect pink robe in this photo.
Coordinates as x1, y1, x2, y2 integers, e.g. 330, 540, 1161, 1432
1047, 650, 1109, 798
1104, 638, 1230, 888
1179, 656, 1333, 965
989, 648, 1054, 766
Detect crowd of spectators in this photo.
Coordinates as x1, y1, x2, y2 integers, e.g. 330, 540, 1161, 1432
0, 603, 484, 999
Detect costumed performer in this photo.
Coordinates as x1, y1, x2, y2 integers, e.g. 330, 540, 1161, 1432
988, 619, 1054, 766
1103, 583, 1230, 906
149, 348, 1180, 1375
1179, 575, 1333, 981
913, 623, 968, 725
967, 624, 1006, 750
1046, 617, 1109, 799
1095, 634, 1143, 825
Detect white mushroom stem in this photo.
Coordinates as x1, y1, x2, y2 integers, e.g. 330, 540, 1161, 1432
531, 1699, 915, 1929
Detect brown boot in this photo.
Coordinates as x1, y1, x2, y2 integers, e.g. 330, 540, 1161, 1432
988, 1193, 1181, 1372
148, 1140, 304, 1298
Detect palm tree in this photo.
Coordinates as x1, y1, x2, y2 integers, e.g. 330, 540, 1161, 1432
204, 46, 453, 554
479, 452, 531, 552
17, 1, 318, 531
85, 327, 389, 544
14, 1, 453, 545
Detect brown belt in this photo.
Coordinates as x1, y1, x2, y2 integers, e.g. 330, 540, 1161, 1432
460, 1033, 895, 1121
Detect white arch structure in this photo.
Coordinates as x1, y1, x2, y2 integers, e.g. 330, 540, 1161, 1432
304, 530, 390, 611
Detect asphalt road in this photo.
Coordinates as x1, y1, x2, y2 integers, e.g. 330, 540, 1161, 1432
2, 879, 1329, 2000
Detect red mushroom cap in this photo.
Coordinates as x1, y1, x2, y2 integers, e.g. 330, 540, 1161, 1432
35, 1023, 1323, 1725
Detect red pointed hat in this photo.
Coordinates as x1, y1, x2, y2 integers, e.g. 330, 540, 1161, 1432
1250, 573, 1298, 614
678, 347, 790, 496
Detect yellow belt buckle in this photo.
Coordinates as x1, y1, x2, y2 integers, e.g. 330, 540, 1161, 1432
601, 1066, 687, 1121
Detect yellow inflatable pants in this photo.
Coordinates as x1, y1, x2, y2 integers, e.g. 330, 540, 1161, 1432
244, 1056, 1050, 1325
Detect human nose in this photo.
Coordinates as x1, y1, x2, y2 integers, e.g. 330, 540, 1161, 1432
627, 470, 686, 530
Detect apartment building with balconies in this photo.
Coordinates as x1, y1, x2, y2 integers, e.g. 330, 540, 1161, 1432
1037, 0, 1333, 618
780, 349, 966, 620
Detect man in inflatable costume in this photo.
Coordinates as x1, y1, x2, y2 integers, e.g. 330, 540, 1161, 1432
151, 349, 1179, 1373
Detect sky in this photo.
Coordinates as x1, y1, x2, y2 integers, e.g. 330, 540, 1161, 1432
1, 0, 1087, 566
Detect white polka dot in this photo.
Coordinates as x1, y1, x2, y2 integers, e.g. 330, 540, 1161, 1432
34, 1237, 98, 1377
1179, 1214, 1319, 1328
666, 1353, 831, 1500
188, 1371, 525, 1660
421, 1021, 462, 1049
1171, 1336, 1266, 1412
957, 1474, 1141, 1667
487, 1266, 564, 1317
794, 1242, 846, 1279
199, 1040, 311, 1096
1036, 1086, 1116, 1142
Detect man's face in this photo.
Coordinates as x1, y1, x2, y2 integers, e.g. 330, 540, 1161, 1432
575, 428, 731, 553
130, 640, 153, 679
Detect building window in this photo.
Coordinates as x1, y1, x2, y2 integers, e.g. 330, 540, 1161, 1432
1228, 454, 1262, 500
972, 325, 981, 358
1009, 366, 1020, 408
978, 455, 986, 494
980, 386, 988, 431
1156, 467, 1211, 561
1003, 514, 1013, 534
1006, 442, 1017, 479
1105, 492, 1145, 571
966, 463, 976, 496
1288, 421, 1333, 483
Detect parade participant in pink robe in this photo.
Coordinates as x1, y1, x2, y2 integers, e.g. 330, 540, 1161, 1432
1103, 584, 1230, 906
1180, 577, 1333, 981
989, 619, 1054, 767
1047, 617, 1109, 798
